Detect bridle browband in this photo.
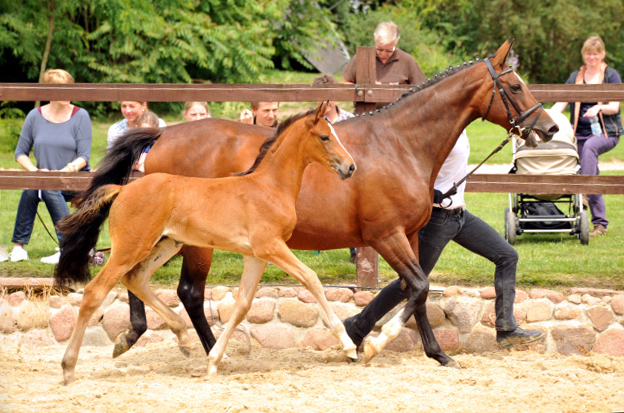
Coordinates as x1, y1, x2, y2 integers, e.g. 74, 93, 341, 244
438, 57, 545, 207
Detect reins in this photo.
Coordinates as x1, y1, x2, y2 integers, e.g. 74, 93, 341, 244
439, 58, 545, 206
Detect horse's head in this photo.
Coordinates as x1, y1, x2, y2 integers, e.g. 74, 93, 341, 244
304, 101, 356, 180
481, 39, 559, 146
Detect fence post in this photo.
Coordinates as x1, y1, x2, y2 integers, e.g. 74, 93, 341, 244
353, 46, 379, 288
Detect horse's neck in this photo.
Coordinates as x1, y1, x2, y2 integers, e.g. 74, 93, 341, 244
378, 66, 485, 176
253, 130, 309, 199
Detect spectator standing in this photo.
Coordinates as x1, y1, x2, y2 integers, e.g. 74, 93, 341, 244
1, 69, 92, 264
107, 101, 166, 150
133, 111, 161, 172
239, 102, 279, 127
184, 102, 210, 121
342, 21, 426, 109
552, 35, 623, 237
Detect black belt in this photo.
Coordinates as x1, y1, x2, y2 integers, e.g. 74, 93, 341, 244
432, 206, 464, 217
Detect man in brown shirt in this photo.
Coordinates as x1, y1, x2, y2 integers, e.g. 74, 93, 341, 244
342, 21, 426, 99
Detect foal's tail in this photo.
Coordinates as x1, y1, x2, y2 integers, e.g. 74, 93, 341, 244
54, 185, 122, 289
73, 127, 163, 207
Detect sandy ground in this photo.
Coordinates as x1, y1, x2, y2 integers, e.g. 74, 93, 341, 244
1, 338, 624, 413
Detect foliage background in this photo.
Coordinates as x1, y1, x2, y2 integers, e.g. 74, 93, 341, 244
2, 0, 624, 118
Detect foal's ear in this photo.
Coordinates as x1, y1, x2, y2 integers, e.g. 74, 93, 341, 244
491, 38, 515, 67
314, 101, 329, 123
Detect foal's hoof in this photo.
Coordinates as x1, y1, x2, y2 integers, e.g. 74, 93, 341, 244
179, 345, 191, 358
363, 337, 381, 364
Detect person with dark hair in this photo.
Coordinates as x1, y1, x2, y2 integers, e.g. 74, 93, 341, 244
552, 35, 623, 237
1, 69, 92, 264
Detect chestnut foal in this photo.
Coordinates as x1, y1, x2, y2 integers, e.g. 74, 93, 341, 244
54, 103, 357, 384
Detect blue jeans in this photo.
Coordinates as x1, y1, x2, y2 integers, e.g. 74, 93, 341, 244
11, 190, 74, 245
577, 134, 620, 228
348, 207, 519, 340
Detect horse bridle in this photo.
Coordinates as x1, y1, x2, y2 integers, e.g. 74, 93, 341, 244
437, 58, 545, 207
483, 57, 544, 136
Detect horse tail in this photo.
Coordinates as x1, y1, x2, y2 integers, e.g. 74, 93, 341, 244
73, 127, 164, 207
54, 185, 122, 289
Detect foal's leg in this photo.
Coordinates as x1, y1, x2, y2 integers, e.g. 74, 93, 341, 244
363, 233, 458, 367
258, 243, 357, 361
118, 246, 218, 357
119, 238, 192, 356
207, 255, 266, 377
61, 260, 134, 385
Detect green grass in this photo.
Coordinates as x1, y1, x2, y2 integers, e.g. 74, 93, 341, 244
1, 96, 624, 291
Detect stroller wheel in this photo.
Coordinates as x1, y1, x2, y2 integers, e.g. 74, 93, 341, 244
504, 207, 516, 245
578, 210, 589, 245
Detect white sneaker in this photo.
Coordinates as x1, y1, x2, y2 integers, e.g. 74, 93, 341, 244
9, 246, 29, 262
41, 248, 60, 264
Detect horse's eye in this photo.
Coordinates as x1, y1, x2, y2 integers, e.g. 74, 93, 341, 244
511, 84, 522, 93
320, 135, 330, 142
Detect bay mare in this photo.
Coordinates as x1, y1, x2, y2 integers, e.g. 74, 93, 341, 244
54, 104, 357, 384
68, 40, 558, 370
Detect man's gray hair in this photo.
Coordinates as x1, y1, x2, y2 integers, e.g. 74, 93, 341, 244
374, 21, 399, 45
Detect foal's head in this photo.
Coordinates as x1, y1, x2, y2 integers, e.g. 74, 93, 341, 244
301, 101, 356, 180
238, 102, 356, 180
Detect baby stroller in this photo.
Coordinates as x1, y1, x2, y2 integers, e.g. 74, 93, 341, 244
504, 109, 589, 245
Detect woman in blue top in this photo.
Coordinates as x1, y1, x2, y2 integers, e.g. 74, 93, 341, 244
2, 69, 92, 264
552, 35, 623, 237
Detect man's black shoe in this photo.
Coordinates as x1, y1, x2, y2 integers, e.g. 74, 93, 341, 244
343, 316, 363, 349
497, 327, 544, 349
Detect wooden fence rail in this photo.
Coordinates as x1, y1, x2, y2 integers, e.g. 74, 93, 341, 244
2, 171, 624, 195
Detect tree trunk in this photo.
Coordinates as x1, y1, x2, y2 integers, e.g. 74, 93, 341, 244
36, 1, 56, 108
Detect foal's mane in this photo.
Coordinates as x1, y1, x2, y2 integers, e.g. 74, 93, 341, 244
236, 107, 318, 176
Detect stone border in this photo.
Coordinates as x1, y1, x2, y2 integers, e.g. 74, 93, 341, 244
1, 285, 623, 357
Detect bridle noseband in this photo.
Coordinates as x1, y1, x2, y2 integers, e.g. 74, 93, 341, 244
482, 57, 544, 137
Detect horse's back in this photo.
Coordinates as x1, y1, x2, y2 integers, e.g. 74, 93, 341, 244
145, 119, 272, 178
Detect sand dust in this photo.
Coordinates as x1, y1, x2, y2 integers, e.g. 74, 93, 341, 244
1, 338, 623, 413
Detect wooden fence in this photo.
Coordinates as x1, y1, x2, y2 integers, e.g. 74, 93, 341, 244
2, 46, 624, 286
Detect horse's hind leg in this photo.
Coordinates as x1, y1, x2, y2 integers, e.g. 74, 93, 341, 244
258, 243, 357, 361
119, 237, 192, 356
177, 246, 217, 354
207, 255, 266, 377
363, 234, 458, 367
112, 291, 147, 358
62, 261, 133, 385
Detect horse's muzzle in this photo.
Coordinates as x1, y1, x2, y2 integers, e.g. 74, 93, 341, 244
337, 162, 357, 180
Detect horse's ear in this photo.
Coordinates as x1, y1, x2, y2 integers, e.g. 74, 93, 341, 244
314, 101, 329, 123
491, 38, 515, 67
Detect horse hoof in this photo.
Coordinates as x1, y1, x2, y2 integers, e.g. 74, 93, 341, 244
363, 338, 380, 364
179, 346, 191, 358
443, 359, 461, 369
62, 370, 76, 386
112, 333, 133, 358
347, 355, 358, 363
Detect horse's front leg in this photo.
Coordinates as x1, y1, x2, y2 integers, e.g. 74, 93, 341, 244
207, 255, 267, 377
260, 243, 357, 361
363, 235, 458, 367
